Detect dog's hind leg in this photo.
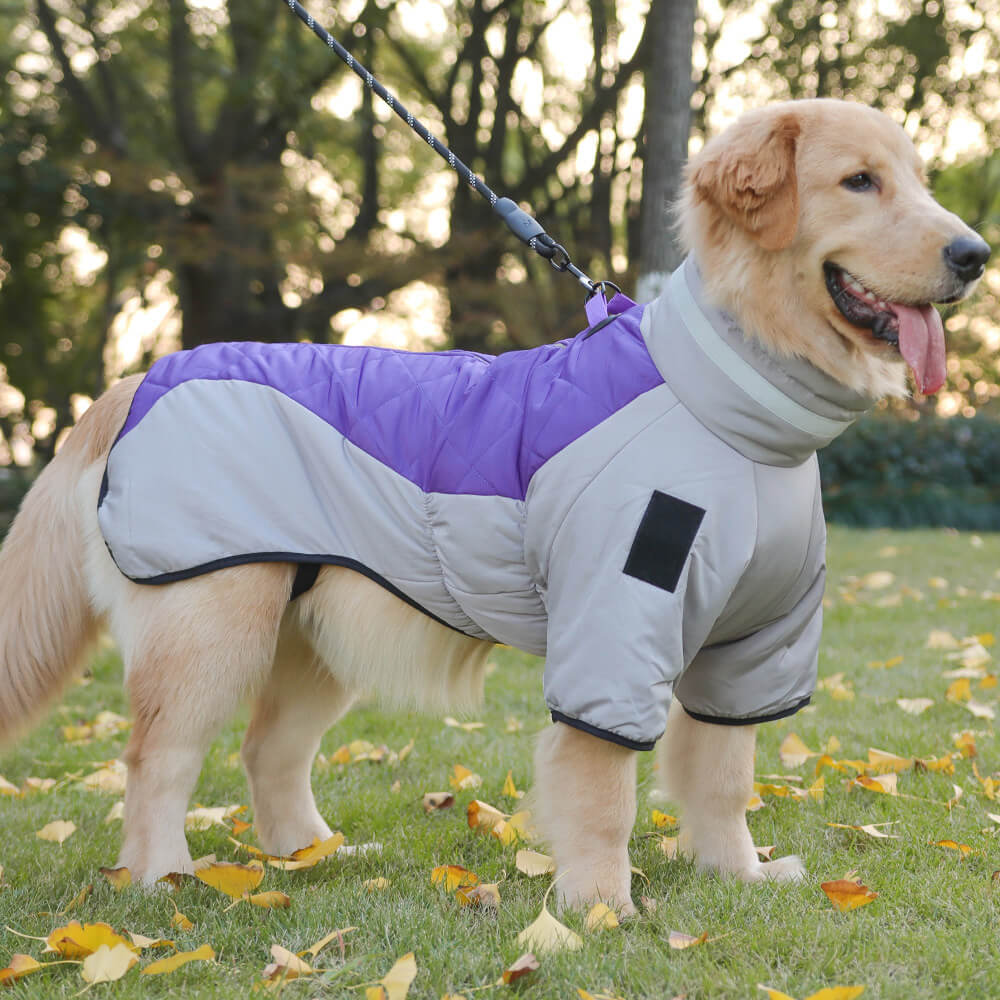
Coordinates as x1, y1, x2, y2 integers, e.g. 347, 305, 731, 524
659, 699, 804, 882
241, 621, 355, 858
533, 722, 637, 915
115, 563, 292, 885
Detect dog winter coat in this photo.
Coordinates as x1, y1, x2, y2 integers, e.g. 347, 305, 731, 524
98, 258, 872, 749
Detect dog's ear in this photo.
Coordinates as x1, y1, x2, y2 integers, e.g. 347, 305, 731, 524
686, 111, 800, 251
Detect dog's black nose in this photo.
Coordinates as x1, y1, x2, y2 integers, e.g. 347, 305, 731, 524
944, 235, 991, 282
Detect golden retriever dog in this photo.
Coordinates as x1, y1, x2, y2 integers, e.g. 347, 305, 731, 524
0, 99, 989, 914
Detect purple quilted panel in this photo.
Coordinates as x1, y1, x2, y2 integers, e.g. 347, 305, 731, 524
118, 298, 661, 499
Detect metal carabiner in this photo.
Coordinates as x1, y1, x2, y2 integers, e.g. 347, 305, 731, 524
545, 243, 571, 272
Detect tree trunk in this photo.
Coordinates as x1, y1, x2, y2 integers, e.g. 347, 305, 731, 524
635, 0, 696, 303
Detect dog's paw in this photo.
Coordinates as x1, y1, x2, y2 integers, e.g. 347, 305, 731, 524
742, 855, 805, 883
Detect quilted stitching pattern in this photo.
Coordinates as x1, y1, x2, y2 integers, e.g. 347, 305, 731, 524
119, 301, 661, 500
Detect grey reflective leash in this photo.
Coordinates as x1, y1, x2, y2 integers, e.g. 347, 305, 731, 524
284, 0, 620, 301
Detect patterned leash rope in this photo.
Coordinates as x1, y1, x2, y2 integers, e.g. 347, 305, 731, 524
284, 0, 617, 298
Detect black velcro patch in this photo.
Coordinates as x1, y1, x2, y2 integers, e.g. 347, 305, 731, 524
623, 491, 705, 593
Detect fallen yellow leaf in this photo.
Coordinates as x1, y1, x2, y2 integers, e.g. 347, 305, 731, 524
268, 832, 345, 870
896, 698, 934, 715
827, 822, 899, 840
851, 774, 897, 796
431, 865, 479, 891
585, 903, 619, 931
651, 810, 677, 828
820, 878, 878, 912
516, 879, 582, 954
515, 849, 555, 877
363, 877, 391, 892
779, 733, 817, 768
934, 839, 973, 855
467, 799, 507, 832
376, 951, 417, 1000
502, 770, 524, 798
449, 764, 482, 790
249, 891, 292, 908
195, 860, 264, 898
45, 921, 138, 959
456, 883, 500, 909
304, 926, 357, 960
0, 954, 44, 984
36, 820, 76, 844
99, 866, 132, 891
142, 943, 216, 975
80, 943, 138, 984
668, 930, 710, 949
262, 944, 313, 983
867, 748, 914, 773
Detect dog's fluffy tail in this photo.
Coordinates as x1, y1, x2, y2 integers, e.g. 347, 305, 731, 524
0, 376, 138, 745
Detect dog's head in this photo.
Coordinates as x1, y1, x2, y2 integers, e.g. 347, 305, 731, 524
678, 99, 991, 398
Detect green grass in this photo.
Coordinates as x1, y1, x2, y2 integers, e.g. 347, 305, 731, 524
1, 526, 999, 998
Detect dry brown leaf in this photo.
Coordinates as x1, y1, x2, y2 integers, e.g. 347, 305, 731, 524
36, 820, 76, 844
142, 943, 216, 975
500, 952, 539, 985
756, 845, 776, 860
194, 860, 264, 898
820, 878, 878, 911
81, 943, 138, 984
515, 849, 555, 877
456, 883, 500, 909
423, 792, 455, 813
668, 930, 710, 949
585, 903, 619, 931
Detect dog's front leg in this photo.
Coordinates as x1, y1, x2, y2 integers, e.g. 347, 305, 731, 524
533, 722, 636, 915
659, 700, 804, 882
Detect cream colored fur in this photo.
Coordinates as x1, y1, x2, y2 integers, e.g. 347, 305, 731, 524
0, 100, 987, 906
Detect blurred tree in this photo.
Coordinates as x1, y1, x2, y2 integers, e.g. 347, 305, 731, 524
635, 0, 696, 301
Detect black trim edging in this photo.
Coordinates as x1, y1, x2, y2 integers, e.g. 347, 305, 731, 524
550, 710, 656, 751
681, 695, 812, 727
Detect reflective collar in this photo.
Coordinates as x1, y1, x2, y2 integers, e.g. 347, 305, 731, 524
641, 257, 873, 466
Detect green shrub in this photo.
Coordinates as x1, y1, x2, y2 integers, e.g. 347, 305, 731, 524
819, 414, 1000, 529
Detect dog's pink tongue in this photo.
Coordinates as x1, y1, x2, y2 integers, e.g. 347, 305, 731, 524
895, 303, 946, 395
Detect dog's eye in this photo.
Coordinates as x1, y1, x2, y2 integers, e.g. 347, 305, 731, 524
842, 172, 876, 192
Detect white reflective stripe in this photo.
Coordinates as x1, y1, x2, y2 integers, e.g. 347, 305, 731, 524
669, 266, 852, 439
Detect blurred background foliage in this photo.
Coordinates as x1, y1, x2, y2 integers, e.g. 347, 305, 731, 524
1, 0, 1000, 528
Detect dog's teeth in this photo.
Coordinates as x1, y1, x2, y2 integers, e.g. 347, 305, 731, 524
848, 279, 864, 293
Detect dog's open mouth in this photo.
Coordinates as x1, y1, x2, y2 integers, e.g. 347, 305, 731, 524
823, 262, 946, 394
